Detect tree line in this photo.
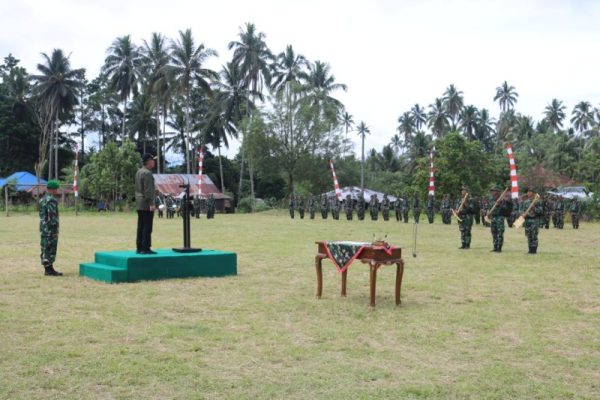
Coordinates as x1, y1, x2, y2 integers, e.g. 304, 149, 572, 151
0, 22, 599, 210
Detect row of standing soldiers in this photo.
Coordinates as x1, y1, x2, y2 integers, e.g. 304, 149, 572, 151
156, 193, 216, 219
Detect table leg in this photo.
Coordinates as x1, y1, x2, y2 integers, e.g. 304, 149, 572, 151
341, 270, 347, 297
369, 264, 378, 307
395, 261, 404, 306
315, 256, 323, 299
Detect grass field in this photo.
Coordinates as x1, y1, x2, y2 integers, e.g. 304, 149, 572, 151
1, 210, 599, 399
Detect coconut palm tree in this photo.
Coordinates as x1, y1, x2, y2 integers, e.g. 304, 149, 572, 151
356, 121, 370, 190
459, 105, 479, 139
544, 98, 566, 133
165, 29, 218, 173
127, 92, 158, 153
427, 98, 449, 138
442, 84, 464, 126
389, 134, 402, 155
140, 32, 170, 172
570, 101, 594, 135
475, 108, 496, 151
396, 112, 415, 147
300, 60, 347, 118
228, 22, 273, 207
102, 35, 142, 141
411, 104, 427, 131
493, 81, 518, 113
31, 48, 84, 180
340, 111, 354, 156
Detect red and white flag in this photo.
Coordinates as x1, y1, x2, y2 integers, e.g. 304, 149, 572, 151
329, 159, 342, 200
197, 145, 204, 197
506, 143, 519, 199
428, 147, 435, 196
73, 144, 79, 197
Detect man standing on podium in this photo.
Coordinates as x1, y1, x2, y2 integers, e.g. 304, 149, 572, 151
135, 153, 157, 254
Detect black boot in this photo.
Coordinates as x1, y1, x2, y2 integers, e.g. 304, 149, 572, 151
497, 245, 502, 253
44, 265, 63, 276
527, 247, 535, 254
531, 247, 537, 254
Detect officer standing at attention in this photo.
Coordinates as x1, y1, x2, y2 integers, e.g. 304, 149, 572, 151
39, 180, 62, 276
486, 186, 512, 252
455, 186, 475, 249
412, 193, 421, 223
570, 198, 581, 229
520, 187, 542, 254
357, 192, 366, 221
135, 153, 157, 254
426, 194, 435, 224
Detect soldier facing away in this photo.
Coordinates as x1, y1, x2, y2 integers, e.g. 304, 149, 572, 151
320, 194, 329, 219
412, 193, 421, 223
298, 196, 305, 219
426, 194, 435, 224
369, 195, 379, 221
308, 194, 316, 219
381, 194, 390, 221
486, 186, 512, 252
440, 194, 451, 224
39, 180, 62, 276
357, 192, 366, 221
520, 187, 542, 254
402, 194, 410, 223
570, 198, 581, 229
288, 194, 295, 219
344, 194, 353, 220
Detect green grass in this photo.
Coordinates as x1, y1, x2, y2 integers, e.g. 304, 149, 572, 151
1, 211, 599, 399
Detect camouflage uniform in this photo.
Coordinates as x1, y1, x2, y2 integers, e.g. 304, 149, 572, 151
402, 195, 410, 223
308, 195, 316, 219
508, 199, 519, 228
554, 198, 565, 229
426, 194, 435, 224
456, 192, 475, 249
193, 195, 201, 219
369, 196, 379, 221
440, 194, 451, 224
357, 193, 366, 221
541, 196, 551, 229
394, 196, 402, 222
289, 195, 295, 219
298, 197, 305, 219
344, 194, 353, 220
207, 195, 216, 219
487, 190, 512, 252
320, 194, 329, 219
381, 194, 390, 221
331, 197, 340, 220
473, 197, 482, 225
156, 195, 164, 218
39, 192, 59, 268
412, 194, 421, 223
570, 199, 581, 229
550, 197, 558, 228
521, 194, 542, 253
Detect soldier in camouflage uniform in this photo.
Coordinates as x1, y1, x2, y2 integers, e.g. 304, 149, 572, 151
540, 194, 551, 229
298, 196, 305, 219
440, 194, 451, 224
394, 195, 402, 222
486, 186, 512, 252
402, 194, 410, 223
426, 194, 435, 224
39, 180, 62, 276
207, 194, 216, 219
550, 196, 558, 228
412, 193, 421, 223
357, 192, 366, 221
308, 194, 316, 219
331, 197, 340, 220
473, 197, 482, 225
288, 194, 295, 219
570, 198, 581, 229
369, 195, 379, 221
344, 194, 353, 220
554, 196, 565, 229
193, 195, 201, 219
520, 187, 542, 254
508, 198, 519, 228
320, 194, 328, 219
381, 194, 390, 221
455, 186, 475, 249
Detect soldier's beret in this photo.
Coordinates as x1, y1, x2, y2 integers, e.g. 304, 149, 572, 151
46, 180, 60, 190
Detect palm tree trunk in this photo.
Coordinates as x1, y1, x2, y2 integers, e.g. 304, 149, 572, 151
162, 105, 167, 171
155, 96, 161, 173
54, 119, 58, 180
237, 142, 245, 204
361, 133, 365, 191
122, 98, 126, 143
218, 145, 225, 192
48, 120, 53, 181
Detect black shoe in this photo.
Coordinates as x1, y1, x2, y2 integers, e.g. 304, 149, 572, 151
44, 266, 63, 276
139, 249, 157, 255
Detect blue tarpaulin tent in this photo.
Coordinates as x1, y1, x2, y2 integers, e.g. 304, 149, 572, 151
0, 171, 47, 191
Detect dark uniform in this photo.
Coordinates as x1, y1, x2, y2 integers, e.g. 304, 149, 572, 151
344, 194, 353, 220
135, 154, 156, 254
426, 194, 435, 224
508, 198, 519, 228
487, 187, 512, 252
381, 194, 390, 221
357, 193, 366, 221
369, 195, 379, 221
440, 194, 451, 224
166, 195, 175, 219
570, 199, 581, 229
298, 196, 305, 219
521, 188, 542, 254
394, 196, 403, 222
554, 197, 565, 229
412, 194, 421, 223
193, 195, 201, 218
541, 195, 551, 229
456, 188, 475, 249
207, 194, 216, 219
320, 194, 328, 219
39, 182, 62, 276
156, 194, 164, 218
473, 197, 482, 225
402, 195, 410, 223
331, 197, 340, 220
308, 194, 316, 219
289, 195, 295, 219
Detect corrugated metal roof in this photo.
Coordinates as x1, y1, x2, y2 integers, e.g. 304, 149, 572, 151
153, 174, 231, 199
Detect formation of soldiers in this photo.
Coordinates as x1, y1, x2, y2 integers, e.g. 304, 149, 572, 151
156, 193, 217, 220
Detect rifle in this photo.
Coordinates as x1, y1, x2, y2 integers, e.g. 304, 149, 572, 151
452, 192, 469, 222
514, 193, 541, 229
484, 187, 509, 224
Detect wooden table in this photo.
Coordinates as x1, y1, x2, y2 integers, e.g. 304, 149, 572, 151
315, 241, 404, 307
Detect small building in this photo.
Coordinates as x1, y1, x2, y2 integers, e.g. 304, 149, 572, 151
153, 174, 233, 213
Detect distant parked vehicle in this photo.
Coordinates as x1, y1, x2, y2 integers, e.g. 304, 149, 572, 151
546, 186, 593, 201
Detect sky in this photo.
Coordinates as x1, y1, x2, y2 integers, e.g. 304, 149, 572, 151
2, 0, 600, 158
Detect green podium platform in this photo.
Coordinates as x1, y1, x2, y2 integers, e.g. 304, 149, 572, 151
80, 249, 237, 283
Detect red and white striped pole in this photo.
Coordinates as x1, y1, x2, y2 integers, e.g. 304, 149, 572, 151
197, 145, 203, 197
506, 143, 519, 199
73, 143, 79, 198
329, 159, 342, 201
428, 147, 435, 196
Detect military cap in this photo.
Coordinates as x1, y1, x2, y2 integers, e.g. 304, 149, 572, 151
142, 153, 157, 163
46, 180, 60, 190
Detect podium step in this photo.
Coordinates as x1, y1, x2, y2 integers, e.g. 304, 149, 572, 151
79, 263, 128, 283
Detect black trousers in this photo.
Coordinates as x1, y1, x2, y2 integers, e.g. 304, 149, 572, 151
136, 210, 154, 251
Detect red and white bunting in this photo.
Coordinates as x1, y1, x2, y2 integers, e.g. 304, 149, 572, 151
329, 159, 342, 200
198, 145, 204, 197
73, 144, 79, 197
428, 148, 435, 196
506, 143, 519, 199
